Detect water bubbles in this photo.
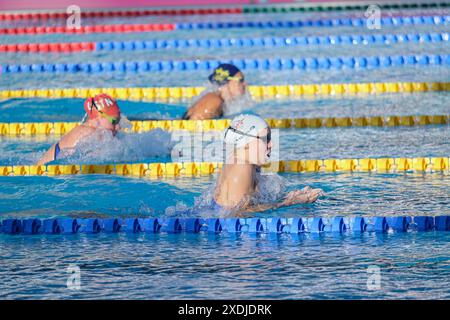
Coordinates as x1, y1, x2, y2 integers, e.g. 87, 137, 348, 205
164, 201, 191, 217
223, 91, 255, 116
252, 171, 287, 204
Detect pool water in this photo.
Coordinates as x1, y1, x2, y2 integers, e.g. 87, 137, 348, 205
0, 5, 449, 299
1, 230, 449, 299
0, 172, 449, 218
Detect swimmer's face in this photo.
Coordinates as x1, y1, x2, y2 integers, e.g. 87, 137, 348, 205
226, 72, 246, 98
96, 114, 121, 136
247, 127, 272, 166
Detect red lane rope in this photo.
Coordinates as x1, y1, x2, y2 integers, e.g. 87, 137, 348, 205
0, 8, 243, 21
0, 42, 95, 53
0, 23, 176, 35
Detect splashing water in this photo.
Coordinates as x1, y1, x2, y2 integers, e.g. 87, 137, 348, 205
60, 128, 174, 164
222, 91, 255, 116
164, 201, 192, 218
251, 172, 287, 204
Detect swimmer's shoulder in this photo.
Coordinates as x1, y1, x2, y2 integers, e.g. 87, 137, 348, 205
203, 92, 223, 107
70, 124, 97, 137
59, 124, 96, 148
193, 92, 223, 109
202, 92, 223, 103
186, 92, 224, 119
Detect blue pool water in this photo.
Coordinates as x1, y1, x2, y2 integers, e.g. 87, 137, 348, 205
0, 172, 449, 218
0, 5, 449, 299
1, 231, 449, 299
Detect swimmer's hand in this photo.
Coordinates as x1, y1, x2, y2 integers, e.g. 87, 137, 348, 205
234, 187, 324, 216
281, 188, 324, 205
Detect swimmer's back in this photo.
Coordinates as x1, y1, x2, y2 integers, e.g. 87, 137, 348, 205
36, 124, 97, 166
183, 92, 224, 120
214, 164, 256, 208
58, 124, 97, 149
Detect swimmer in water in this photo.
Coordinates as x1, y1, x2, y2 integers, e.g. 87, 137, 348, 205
182, 63, 246, 120
213, 114, 323, 216
36, 93, 121, 165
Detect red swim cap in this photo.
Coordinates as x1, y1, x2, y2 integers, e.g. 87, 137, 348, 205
84, 93, 120, 120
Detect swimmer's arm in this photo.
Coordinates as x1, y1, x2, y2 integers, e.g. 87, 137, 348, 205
36, 126, 94, 165
36, 144, 58, 166
235, 190, 320, 215
233, 195, 282, 216
235, 203, 281, 215
235, 200, 297, 215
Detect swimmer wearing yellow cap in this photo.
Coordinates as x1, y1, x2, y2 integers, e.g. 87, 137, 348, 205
36, 93, 122, 165
183, 63, 247, 120
213, 114, 323, 215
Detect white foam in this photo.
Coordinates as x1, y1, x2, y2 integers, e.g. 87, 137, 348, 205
222, 91, 255, 116
63, 128, 174, 164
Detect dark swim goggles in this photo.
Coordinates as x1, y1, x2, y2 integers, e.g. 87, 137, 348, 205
91, 98, 120, 125
225, 126, 271, 144
100, 112, 121, 126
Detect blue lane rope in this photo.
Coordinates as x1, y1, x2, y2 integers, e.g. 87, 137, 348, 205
1, 216, 449, 235
172, 15, 450, 30
94, 32, 449, 52
3, 54, 449, 74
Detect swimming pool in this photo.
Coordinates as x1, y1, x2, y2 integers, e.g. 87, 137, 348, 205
0, 2, 449, 300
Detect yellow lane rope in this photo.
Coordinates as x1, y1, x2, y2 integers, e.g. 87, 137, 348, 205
1, 157, 448, 177
1, 81, 449, 102
1, 115, 448, 136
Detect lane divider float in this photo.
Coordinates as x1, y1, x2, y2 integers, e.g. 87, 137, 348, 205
1, 115, 448, 136
0, 215, 448, 235
2, 53, 449, 75
0, 8, 242, 21
1, 15, 448, 35
1, 2, 448, 21
1, 81, 449, 102
2, 32, 447, 54
1, 157, 448, 178
0, 23, 175, 35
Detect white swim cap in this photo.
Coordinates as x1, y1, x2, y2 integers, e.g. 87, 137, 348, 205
223, 114, 269, 147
